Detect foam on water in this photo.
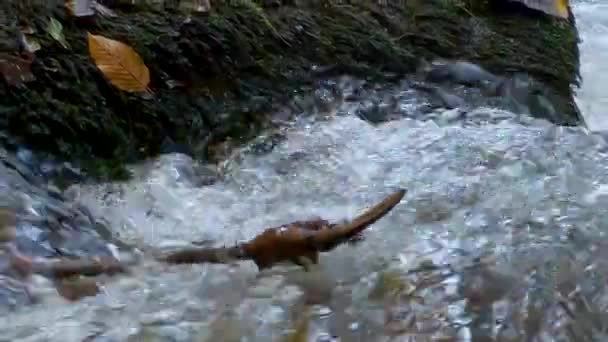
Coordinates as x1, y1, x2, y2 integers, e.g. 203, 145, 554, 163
574, 0, 608, 130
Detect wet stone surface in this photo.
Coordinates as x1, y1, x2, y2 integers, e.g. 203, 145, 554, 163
0, 147, 123, 311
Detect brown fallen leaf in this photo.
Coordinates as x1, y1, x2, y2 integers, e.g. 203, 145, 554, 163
87, 32, 150, 93
160, 188, 407, 271
0, 52, 36, 86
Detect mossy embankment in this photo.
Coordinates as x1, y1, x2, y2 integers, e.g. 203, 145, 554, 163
0, 0, 581, 179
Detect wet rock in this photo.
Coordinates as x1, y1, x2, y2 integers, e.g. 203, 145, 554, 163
140, 310, 182, 326
45, 184, 64, 201
58, 162, 84, 184
528, 90, 558, 122
488, 73, 571, 123
1, 152, 42, 186
432, 88, 466, 110
413, 83, 466, 109
313, 84, 342, 115
152, 153, 218, 187
51, 231, 116, 258
16, 148, 37, 169
0, 147, 126, 309
426, 61, 499, 87
14, 223, 56, 258
355, 102, 389, 124
439, 108, 465, 124
160, 137, 194, 157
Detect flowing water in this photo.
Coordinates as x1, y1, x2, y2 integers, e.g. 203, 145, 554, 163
574, 0, 608, 131
2, 2, 608, 341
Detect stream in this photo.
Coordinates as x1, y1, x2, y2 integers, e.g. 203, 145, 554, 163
2, 1, 608, 341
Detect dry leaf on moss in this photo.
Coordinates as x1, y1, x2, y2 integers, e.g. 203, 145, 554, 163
0, 53, 36, 86
87, 32, 150, 93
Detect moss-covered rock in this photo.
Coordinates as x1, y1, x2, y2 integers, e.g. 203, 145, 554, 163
0, 0, 581, 178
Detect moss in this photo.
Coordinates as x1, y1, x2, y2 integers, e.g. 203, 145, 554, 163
0, 0, 581, 178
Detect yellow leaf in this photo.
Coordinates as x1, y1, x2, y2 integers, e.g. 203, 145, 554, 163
515, 0, 569, 19
555, 0, 569, 19
87, 32, 150, 93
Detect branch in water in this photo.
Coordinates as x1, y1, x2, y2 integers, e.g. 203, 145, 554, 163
32, 256, 128, 279
160, 188, 407, 271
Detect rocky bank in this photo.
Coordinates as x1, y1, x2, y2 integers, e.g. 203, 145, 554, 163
1, 0, 581, 178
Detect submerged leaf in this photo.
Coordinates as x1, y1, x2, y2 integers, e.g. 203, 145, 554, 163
47, 17, 69, 49
368, 270, 414, 300
54, 276, 100, 301
284, 306, 311, 342
87, 32, 150, 93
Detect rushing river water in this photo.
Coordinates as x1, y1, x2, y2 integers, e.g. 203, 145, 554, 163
2, 2, 608, 341
574, 0, 608, 131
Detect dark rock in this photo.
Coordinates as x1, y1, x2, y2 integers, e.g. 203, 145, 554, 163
192, 164, 219, 186
16, 148, 36, 168
355, 101, 396, 124
45, 185, 64, 201
487, 73, 572, 123
1, 152, 42, 186
51, 231, 114, 258
14, 224, 56, 258
160, 137, 193, 157
39, 160, 59, 178
426, 61, 499, 87
0, 147, 127, 308
412, 83, 466, 109
432, 88, 465, 110
59, 163, 84, 183
528, 90, 558, 122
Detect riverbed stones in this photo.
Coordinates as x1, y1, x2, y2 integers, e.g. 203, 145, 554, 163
426, 61, 499, 87
0, 147, 125, 308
